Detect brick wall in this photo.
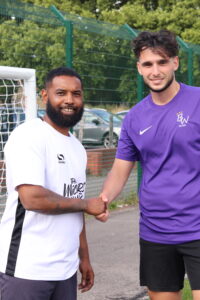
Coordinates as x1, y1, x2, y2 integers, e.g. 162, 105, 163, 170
86, 148, 116, 176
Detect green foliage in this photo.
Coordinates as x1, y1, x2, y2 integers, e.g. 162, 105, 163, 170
99, 0, 200, 44
109, 191, 138, 211
19, 0, 200, 42
182, 279, 192, 300
19, 0, 200, 46
1, 0, 200, 107
0, 19, 66, 88
0, 1, 138, 105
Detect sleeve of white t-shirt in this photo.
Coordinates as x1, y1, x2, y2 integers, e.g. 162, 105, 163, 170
4, 122, 45, 190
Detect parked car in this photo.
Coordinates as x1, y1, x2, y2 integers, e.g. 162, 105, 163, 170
0, 108, 45, 152
115, 110, 129, 119
37, 108, 45, 118
0, 107, 26, 152
73, 108, 122, 148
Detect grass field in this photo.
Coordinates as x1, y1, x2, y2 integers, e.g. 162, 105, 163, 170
182, 279, 192, 299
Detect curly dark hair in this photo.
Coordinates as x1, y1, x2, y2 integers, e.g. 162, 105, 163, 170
45, 67, 83, 89
132, 30, 179, 59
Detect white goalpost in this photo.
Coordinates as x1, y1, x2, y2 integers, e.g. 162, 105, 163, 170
0, 66, 37, 218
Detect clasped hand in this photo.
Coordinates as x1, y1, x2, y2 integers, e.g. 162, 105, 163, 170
84, 194, 109, 222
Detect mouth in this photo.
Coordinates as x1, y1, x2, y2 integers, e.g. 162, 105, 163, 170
150, 78, 164, 85
60, 107, 76, 114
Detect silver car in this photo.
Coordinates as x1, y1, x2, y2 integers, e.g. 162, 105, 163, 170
115, 110, 129, 119
73, 108, 122, 148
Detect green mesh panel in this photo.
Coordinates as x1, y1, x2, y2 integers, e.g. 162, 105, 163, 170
0, 0, 199, 107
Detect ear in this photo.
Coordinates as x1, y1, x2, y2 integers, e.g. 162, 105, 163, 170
41, 89, 48, 105
173, 56, 179, 71
137, 61, 143, 75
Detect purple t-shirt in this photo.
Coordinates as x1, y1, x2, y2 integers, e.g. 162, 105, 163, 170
116, 83, 200, 244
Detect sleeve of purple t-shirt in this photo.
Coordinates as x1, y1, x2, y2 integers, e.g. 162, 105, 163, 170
116, 116, 140, 162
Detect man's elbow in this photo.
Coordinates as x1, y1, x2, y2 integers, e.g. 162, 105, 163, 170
17, 184, 43, 211
19, 197, 37, 211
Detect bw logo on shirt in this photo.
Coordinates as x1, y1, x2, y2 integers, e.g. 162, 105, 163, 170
176, 112, 189, 127
57, 154, 65, 164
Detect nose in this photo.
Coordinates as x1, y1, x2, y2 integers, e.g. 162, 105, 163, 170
64, 92, 73, 104
151, 64, 160, 76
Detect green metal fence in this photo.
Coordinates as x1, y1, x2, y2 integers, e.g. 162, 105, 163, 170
0, 0, 137, 109
1, 0, 200, 208
0, 0, 200, 107
50, 6, 138, 108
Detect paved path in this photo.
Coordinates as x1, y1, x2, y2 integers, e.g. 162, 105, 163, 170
78, 206, 147, 300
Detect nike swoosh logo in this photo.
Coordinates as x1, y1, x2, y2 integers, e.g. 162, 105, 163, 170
139, 125, 152, 135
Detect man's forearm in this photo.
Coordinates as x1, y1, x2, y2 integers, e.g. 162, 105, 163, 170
79, 218, 90, 261
17, 184, 105, 216
101, 158, 135, 203
102, 171, 125, 202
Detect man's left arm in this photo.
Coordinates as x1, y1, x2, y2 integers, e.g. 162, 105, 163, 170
78, 216, 94, 293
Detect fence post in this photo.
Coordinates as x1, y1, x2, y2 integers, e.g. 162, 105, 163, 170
124, 24, 143, 190
136, 73, 143, 189
187, 48, 193, 85
176, 36, 193, 85
50, 5, 73, 68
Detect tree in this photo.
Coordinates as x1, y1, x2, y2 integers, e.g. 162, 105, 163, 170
19, 0, 200, 44
1, 0, 200, 107
0, 19, 65, 88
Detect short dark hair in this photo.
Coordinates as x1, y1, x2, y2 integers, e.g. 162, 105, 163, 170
44, 67, 83, 88
132, 30, 179, 59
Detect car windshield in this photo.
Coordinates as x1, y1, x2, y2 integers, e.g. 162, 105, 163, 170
37, 109, 45, 118
116, 111, 128, 119
91, 109, 121, 126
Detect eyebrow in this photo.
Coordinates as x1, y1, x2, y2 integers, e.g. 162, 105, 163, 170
141, 58, 170, 66
55, 88, 82, 93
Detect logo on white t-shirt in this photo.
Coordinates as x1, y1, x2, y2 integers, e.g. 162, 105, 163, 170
176, 112, 189, 127
57, 154, 65, 164
63, 178, 86, 199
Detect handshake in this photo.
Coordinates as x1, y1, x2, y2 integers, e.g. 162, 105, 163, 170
83, 195, 109, 222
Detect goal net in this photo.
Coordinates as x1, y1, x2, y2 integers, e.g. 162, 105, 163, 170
0, 66, 37, 218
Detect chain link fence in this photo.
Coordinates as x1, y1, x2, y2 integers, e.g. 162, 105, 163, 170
1, 0, 200, 217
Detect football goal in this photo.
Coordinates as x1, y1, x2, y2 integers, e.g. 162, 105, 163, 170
0, 66, 37, 218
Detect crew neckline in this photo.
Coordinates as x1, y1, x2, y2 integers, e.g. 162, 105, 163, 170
148, 82, 184, 109
40, 118, 72, 138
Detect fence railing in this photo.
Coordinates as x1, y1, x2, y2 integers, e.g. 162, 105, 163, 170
1, 0, 200, 218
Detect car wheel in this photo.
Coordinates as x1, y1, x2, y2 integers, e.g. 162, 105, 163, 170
103, 133, 118, 148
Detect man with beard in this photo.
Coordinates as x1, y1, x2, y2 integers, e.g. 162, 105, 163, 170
0, 67, 106, 300
97, 30, 200, 299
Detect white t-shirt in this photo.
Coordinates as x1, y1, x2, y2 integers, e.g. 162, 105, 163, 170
0, 118, 87, 280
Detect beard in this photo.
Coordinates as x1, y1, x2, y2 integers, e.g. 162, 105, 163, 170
46, 100, 84, 128
144, 74, 174, 93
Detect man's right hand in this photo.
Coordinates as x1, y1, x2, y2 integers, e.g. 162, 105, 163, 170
85, 197, 107, 216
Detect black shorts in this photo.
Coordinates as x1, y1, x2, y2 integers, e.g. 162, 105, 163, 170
140, 238, 200, 292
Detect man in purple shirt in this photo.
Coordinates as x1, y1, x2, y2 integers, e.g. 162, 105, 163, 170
97, 30, 200, 299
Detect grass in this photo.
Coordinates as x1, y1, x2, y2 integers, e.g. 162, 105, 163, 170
182, 279, 192, 300
85, 191, 138, 220
108, 191, 138, 210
